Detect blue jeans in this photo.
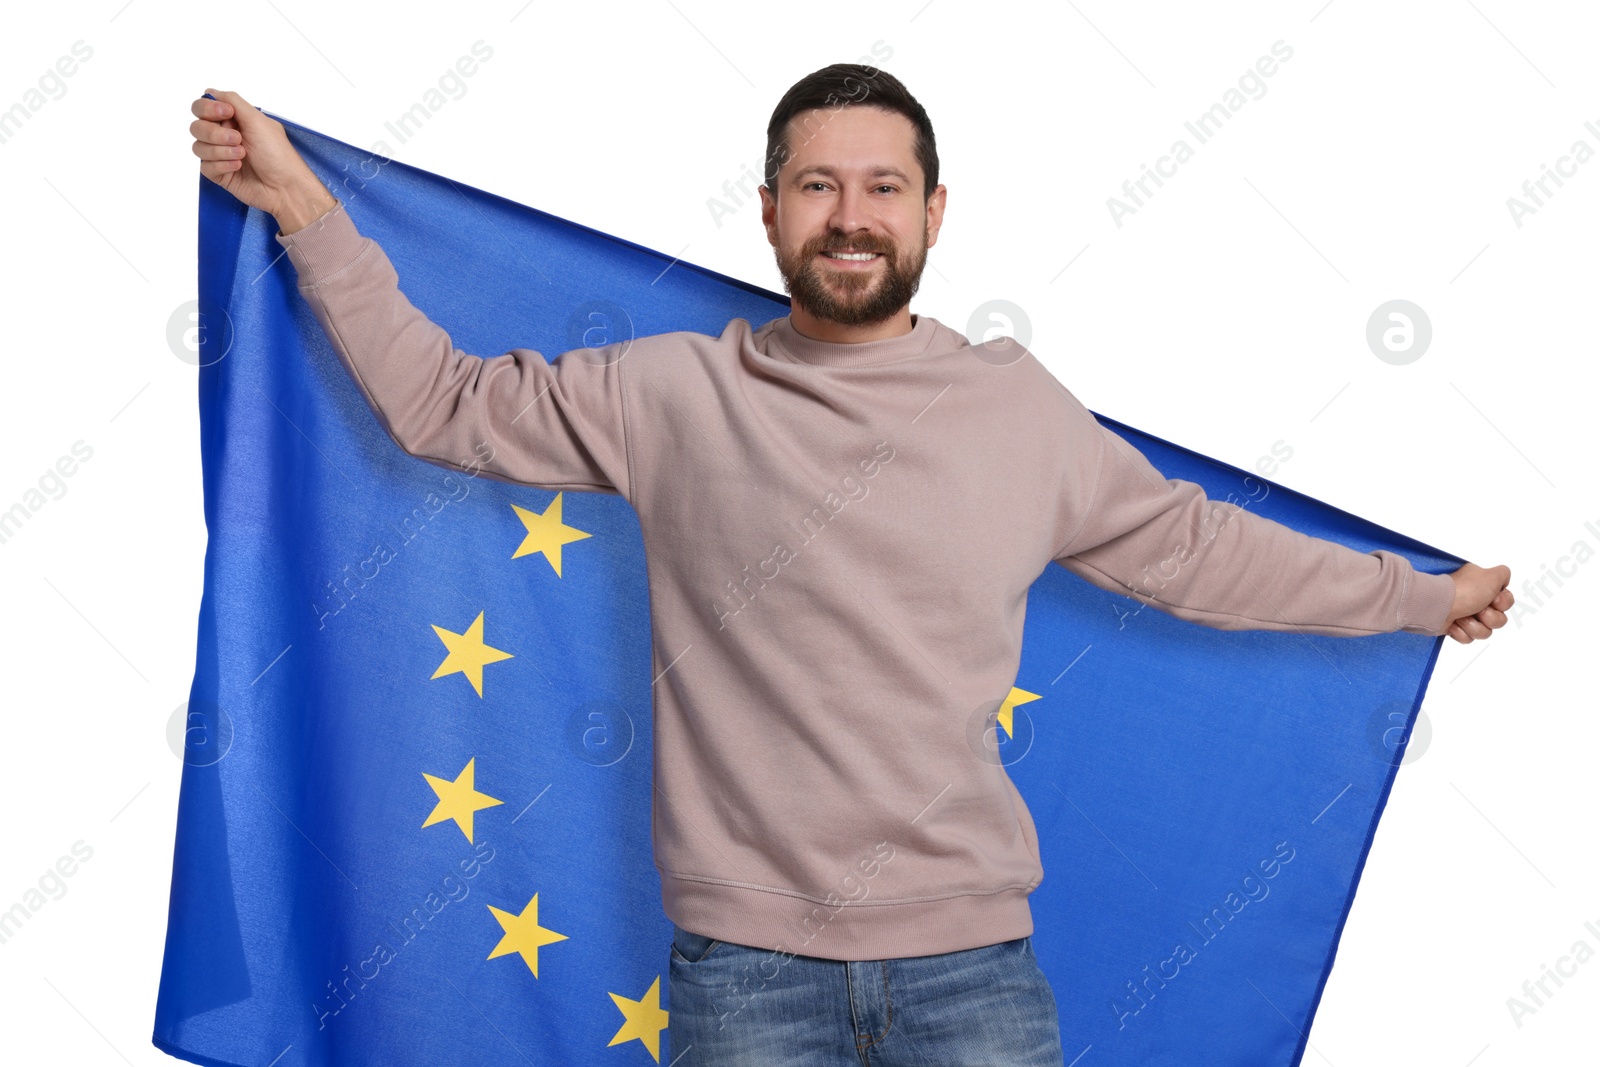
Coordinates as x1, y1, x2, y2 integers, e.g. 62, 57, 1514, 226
667, 924, 1065, 1066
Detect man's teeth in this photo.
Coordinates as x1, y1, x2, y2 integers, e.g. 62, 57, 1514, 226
825, 251, 880, 260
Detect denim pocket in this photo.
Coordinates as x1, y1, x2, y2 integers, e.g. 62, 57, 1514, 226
669, 924, 723, 964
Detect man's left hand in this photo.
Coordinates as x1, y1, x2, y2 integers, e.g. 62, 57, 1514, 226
1445, 563, 1513, 644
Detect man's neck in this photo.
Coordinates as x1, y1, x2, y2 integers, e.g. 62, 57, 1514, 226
788, 304, 917, 344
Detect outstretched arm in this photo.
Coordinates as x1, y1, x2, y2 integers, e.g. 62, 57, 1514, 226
1053, 406, 1511, 643
192, 88, 631, 496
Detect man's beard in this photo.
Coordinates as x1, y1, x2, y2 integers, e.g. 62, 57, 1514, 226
775, 227, 927, 328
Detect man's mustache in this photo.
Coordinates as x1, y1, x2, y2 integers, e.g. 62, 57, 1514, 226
805, 238, 893, 258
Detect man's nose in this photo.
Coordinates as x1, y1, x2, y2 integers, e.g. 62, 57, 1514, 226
828, 184, 874, 236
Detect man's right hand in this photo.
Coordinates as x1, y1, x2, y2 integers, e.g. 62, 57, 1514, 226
189, 88, 336, 235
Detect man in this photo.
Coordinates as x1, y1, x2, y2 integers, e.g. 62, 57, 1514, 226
189, 64, 1512, 1066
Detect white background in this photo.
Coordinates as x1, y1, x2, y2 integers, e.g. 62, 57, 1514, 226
0, 1, 1592, 1064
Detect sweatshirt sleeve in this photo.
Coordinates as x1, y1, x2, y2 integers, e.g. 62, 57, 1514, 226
1052, 413, 1457, 638
273, 198, 631, 498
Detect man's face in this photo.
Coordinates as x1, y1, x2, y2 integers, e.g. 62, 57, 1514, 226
760, 106, 945, 328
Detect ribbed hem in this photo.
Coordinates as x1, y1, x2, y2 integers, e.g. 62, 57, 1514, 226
661, 872, 1036, 961
273, 198, 366, 282
1398, 568, 1456, 636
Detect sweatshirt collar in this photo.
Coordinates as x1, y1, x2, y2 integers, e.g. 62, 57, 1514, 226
769, 313, 937, 368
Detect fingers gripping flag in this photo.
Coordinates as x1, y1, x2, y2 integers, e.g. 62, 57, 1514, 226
155, 112, 1459, 1066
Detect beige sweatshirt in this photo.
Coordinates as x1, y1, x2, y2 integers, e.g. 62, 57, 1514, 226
275, 198, 1456, 961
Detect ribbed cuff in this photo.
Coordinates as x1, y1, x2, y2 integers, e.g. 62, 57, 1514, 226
273, 198, 365, 283
1399, 567, 1456, 636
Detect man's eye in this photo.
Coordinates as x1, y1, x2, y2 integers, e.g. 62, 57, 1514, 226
802, 182, 895, 193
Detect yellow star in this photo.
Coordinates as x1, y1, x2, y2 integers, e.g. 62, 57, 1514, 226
607, 975, 669, 1062
511, 493, 591, 577
421, 757, 503, 843
997, 686, 1043, 738
486, 893, 568, 978
431, 610, 513, 698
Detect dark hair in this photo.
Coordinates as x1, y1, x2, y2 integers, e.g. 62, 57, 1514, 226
764, 64, 939, 202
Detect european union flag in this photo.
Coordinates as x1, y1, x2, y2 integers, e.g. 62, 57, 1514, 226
154, 112, 1459, 1066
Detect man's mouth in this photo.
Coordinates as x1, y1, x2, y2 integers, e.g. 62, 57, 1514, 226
820, 250, 883, 264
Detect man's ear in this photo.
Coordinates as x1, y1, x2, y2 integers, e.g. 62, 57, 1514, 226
759, 185, 777, 247
925, 184, 948, 249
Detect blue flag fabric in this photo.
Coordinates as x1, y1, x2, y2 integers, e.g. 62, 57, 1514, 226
155, 113, 1459, 1067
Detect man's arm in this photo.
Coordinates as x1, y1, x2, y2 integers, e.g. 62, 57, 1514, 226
272, 197, 631, 496
193, 88, 630, 496
1053, 403, 1509, 642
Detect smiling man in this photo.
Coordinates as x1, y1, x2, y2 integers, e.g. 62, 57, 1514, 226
191, 62, 1512, 1067
761, 99, 944, 341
